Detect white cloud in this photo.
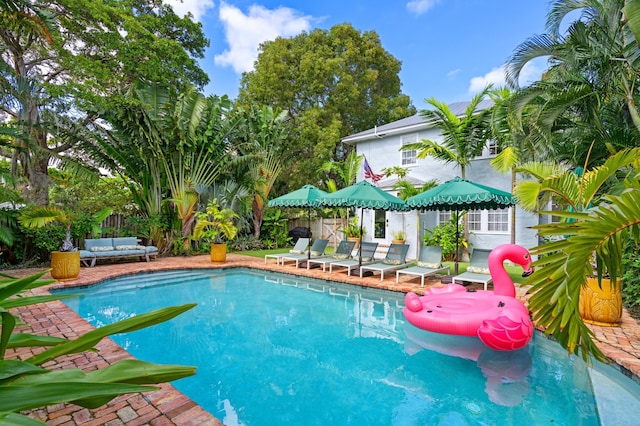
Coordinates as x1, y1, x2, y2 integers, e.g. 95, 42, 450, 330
164, 0, 214, 21
467, 60, 546, 94
468, 66, 506, 93
446, 68, 461, 79
406, 0, 440, 16
516, 58, 546, 86
214, 2, 312, 74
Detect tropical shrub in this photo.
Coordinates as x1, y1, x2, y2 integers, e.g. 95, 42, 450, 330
261, 209, 290, 248
623, 243, 640, 309
0, 271, 196, 425
423, 214, 466, 261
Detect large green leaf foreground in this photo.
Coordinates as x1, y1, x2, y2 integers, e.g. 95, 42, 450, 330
528, 179, 640, 362
0, 271, 197, 425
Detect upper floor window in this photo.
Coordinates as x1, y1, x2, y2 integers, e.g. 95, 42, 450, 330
401, 134, 418, 165
487, 140, 501, 156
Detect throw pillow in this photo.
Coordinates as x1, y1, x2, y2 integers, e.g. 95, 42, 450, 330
136, 245, 147, 250
417, 261, 441, 269
289, 249, 303, 254
467, 266, 491, 274
115, 245, 139, 250
90, 246, 114, 252
385, 258, 402, 265
311, 251, 322, 256
333, 253, 349, 259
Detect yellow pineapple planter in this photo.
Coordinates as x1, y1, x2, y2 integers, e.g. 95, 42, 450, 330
50, 251, 80, 281
579, 277, 622, 327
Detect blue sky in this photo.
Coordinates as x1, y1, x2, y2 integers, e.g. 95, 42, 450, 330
166, 0, 552, 109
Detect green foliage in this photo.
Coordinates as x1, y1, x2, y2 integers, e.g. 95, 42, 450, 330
18, 206, 111, 254
49, 172, 137, 216
339, 217, 366, 238
230, 236, 267, 252
623, 243, 640, 308
237, 23, 415, 193
0, 270, 196, 424
1, 0, 210, 205
423, 214, 467, 261
261, 209, 290, 248
193, 199, 238, 245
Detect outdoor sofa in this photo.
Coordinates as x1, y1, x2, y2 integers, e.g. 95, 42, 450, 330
80, 237, 158, 267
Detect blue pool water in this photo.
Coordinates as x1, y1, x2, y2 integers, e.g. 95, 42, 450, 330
54, 269, 638, 425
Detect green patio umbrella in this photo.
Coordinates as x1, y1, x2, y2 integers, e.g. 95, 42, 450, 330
268, 184, 329, 260
318, 180, 408, 266
405, 177, 515, 274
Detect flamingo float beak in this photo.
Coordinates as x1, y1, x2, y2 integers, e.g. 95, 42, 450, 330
521, 267, 534, 278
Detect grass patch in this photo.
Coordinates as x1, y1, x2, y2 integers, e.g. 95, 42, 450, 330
443, 261, 529, 285
232, 246, 336, 258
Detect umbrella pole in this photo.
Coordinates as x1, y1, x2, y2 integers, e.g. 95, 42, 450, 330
307, 206, 312, 261
455, 209, 460, 275
358, 207, 364, 267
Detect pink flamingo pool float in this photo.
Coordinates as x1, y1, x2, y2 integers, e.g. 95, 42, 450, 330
404, 244, 534, 351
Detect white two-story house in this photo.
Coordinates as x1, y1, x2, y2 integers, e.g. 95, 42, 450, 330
341, 101, 539, 260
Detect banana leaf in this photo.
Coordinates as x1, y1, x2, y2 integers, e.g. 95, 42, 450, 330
0, 382, 155, 412
0, 412, 47, 426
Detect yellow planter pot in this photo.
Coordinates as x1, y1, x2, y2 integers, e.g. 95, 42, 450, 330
392, 239, 406, 244
50, 251, 80, 281
579, 277, 622, 326
210, 243, 227, 263
347, 237, 361, 250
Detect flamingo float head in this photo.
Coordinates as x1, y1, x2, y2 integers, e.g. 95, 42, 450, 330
488, 244, 534, 297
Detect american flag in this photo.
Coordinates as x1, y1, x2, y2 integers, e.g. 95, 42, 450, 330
363, 157, 384, 183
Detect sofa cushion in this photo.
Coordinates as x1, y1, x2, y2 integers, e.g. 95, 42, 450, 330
113, 237, 138, 247
90, 246, 114, 252
85, 238, 114, 251
115, 245, 139, 250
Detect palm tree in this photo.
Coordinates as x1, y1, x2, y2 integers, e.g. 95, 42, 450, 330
505, 0, 640, 165
231, 105, 291, 238
488, 87, 540, 243
401, 85, 493, 258
320, 149, 363, 228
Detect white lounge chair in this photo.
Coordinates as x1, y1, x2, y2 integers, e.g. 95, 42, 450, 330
396, 245, 450, 287
451, 248, 493, 290
329, 242, 379, 276
280, 239, 329, 268
264, 237, 310, 264
306, 240, 356, 272
359, 243, 412, 281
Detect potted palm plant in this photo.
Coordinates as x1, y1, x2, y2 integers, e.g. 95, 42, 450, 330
19, 206, 111, 281
193, 199, 238, 263
339, 216, 366, 249
391, 230, 407, 244
515, 147, 640, 360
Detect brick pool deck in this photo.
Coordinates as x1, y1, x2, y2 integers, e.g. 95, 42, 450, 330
6, 253, 640, 425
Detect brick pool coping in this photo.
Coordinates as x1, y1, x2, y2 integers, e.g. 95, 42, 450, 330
7, 253, 640, 425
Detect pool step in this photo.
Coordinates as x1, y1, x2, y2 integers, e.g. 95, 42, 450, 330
76, 271, 213, 295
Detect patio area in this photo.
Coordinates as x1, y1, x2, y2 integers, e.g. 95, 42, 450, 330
8, 253, 640, 425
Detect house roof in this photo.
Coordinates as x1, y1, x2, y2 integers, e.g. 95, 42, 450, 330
342, 99, 494, 144
376, 175, 426, 191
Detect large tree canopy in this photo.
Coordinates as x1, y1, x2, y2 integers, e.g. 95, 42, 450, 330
0, 0, 209, 205
236, 23, 416, 193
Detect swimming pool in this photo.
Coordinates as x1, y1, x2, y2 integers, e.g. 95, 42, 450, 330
55, 268, 640, 425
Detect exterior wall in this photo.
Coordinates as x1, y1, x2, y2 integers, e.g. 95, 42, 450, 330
350, 126, 540, 260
